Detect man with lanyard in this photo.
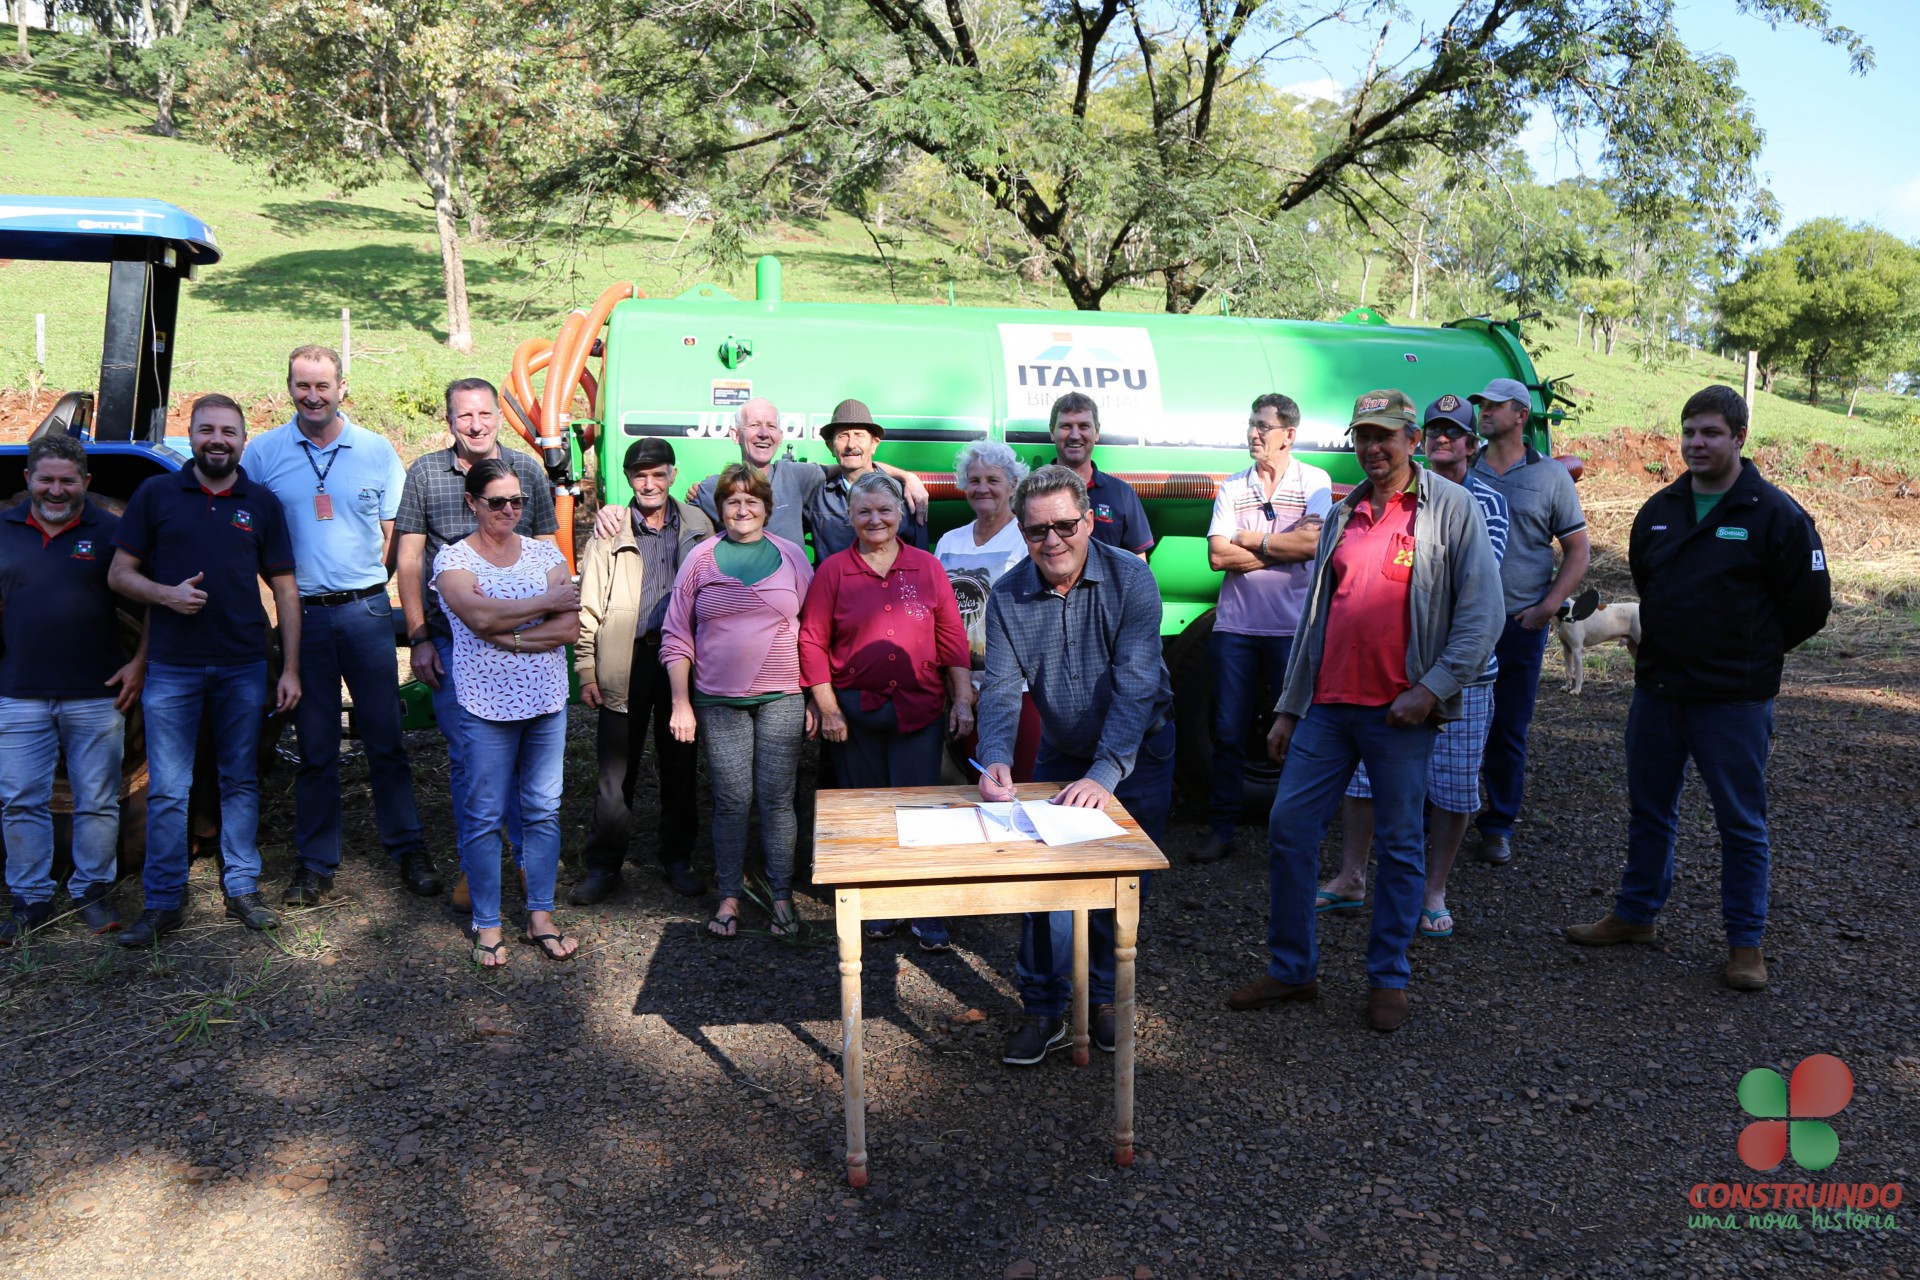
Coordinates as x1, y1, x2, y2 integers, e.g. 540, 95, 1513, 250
1225, 390, 1501, 1033
599, 397, 929, 554
1566, 385, 1829, 991
1318, 395, 1511, 940
110, 393, 303, 945
1466, 377, 1590, 867
1046, 392, 1154, 559
977, 465, 1174, 1066
1195, 392, 1332, 864
0, 434, 146, 943
245, 344, 436, 906
570, 437, 715, 905
395, 378, 563, 907
800, 398, 928, 559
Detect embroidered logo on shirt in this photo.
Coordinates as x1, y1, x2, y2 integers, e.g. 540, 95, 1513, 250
232, 510, 255, 531
1093, 503, 1114, 523
1812, 549, 1826, 571
1716, 526, 1749, 541
71, 540, 95, 560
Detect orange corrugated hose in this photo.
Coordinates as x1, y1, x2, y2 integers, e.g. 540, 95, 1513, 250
503, 283, 638, 570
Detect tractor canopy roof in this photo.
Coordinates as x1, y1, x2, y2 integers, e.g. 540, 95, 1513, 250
0, 195, 220, 265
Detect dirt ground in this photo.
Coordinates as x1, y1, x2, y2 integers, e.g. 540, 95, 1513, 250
2, 466, 1916, 1280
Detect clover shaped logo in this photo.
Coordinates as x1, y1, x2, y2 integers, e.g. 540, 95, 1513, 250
1737, 1054, 1853, 1172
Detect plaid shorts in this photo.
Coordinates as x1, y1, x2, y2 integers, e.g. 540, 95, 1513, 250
1345, 682, 1495, 814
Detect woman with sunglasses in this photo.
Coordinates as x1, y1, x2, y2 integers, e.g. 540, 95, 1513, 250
432, 458, 581, 967
661, 463, 814, 940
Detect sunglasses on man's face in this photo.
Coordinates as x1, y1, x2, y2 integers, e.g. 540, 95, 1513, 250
478, 494, 528, 511
1020, 514, 1088, 544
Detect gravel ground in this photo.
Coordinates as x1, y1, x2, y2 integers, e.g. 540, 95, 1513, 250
2, 502, 1915, 1279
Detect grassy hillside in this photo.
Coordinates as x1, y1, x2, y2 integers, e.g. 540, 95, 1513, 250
4, 58, 1917, 484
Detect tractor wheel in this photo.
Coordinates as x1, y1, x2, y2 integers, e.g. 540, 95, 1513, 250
1166, 611, 1282, 823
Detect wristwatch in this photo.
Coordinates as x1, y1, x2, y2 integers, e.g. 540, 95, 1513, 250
408, 632, 431, 647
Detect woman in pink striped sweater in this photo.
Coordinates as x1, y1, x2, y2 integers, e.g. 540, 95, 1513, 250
662, 464, 815, 939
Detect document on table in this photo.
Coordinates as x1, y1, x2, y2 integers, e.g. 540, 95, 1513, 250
893, 801, 1124, 848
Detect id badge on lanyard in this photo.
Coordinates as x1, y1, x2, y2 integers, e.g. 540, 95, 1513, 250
303, 441, 338, 521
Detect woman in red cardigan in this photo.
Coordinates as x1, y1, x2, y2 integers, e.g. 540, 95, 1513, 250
799, 470, 973, 951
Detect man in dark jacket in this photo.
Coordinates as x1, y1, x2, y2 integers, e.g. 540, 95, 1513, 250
1565, 385, 1830, 991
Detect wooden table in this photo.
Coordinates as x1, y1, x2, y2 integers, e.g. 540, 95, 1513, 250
812, 783, 1169, 1188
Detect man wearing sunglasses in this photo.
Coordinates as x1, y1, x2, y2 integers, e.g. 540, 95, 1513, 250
977, 465, 1174, 1066
1196, 393, 1333, 864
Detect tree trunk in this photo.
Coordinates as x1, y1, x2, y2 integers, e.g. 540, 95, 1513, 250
1405, 226, 1424, 322
1847, 383, 1859, 417
1805, 362, 1820, 406
1162, 263, 1203, 315
153, 68, 178, 136
17, 0, 32, 62
1575, 311, 1584, 348
1761, 365, 1775, 394
424, 97, 473, 353
1603, 322, 1618, 357
1358, 255, 1372, 308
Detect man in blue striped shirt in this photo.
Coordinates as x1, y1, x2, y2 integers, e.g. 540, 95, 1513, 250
977, 465, 1174, 1066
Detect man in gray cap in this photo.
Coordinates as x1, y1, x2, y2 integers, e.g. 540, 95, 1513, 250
803, 398, 927, 560
1466, 377, 1590, 867
571, 437, 716, 905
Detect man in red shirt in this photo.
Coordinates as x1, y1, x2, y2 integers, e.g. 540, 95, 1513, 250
1225, 390, 1502, 1032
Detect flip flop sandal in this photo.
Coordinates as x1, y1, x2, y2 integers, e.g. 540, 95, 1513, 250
768, 902, 799, 939
1315, 890, 1366, 914
1418, 908, 1455, 939
521, 931, 577, 961
472, 938, 509, 968
707, 912, 739, 940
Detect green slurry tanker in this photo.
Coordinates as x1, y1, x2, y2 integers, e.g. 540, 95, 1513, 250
503, 256, 1566, 811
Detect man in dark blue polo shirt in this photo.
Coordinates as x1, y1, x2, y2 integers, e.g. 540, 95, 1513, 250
1047, 393, 1154, 559
109, 393, 303, 947
0, 434, 146, 944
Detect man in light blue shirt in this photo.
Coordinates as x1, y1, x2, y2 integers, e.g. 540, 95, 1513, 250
245, 344, 436, 906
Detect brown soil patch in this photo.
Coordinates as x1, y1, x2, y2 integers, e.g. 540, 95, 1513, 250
0, 388, 293, 445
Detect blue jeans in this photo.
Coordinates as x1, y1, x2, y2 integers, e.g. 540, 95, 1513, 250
142, 661, 269, 909
1264, 703, 1437, 989
1015, 719, 1175, 1018
294, 594, 423, 873
0, 696, 123, 905
432, 636, 522, 860
1616, 690, 1774, 946
459, 710, 566, 932
1478, 618, 1550, 839
1208, 631, 1294, 840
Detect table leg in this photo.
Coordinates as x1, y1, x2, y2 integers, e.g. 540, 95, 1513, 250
1070, 907, 1090, 1067
836, 889, 869, 1188
1113, 878, 1140, 1167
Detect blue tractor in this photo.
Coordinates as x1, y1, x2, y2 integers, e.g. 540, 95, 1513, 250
0, 196, 224, 866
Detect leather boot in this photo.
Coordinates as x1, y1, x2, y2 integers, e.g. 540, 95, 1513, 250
1726, 946, 1768, 991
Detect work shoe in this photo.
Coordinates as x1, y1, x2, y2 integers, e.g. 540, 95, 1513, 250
1557, 587, 1601, 622
1001, 1016, 1068, 1066
0, 900, 54, 946
1093, 1003, 1117, 1054
75, 884, 121, 934
282, 867, 334, 908
117, 906, 186, 948
1564, 913, 1657, 946
1367, 987, 1410, 1033
665, 860, 702, 898
1479, 834, 1512, 865
399, 850, 443, 898
864, 920, 900, 941
911, 921, 953, 954
224, 892, 281, 932
1225, 974, 1320, 1012
1190, 834, 1232, 865
568, 868, 623, 906
451, 873, 471, 911
1726, 946, 1768, 991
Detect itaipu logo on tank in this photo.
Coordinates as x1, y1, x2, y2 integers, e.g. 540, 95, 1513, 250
999, 323, 1165, 424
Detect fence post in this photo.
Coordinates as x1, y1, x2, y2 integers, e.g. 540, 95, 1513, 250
341, 308, 351, 379
35, 313, 46, 366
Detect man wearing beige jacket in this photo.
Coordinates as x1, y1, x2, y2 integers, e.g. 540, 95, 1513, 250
572, 439, 715, 903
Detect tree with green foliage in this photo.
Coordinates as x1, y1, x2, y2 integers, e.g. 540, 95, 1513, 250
195, 0, 609, 351
1717, 219, 1920, 406
579, 0, 1867, 313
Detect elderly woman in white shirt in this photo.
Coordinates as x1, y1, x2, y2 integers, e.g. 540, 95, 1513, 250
433, 458, 582, 968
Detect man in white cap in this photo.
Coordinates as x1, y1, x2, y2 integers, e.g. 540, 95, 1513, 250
1466, 377, 1590, 868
